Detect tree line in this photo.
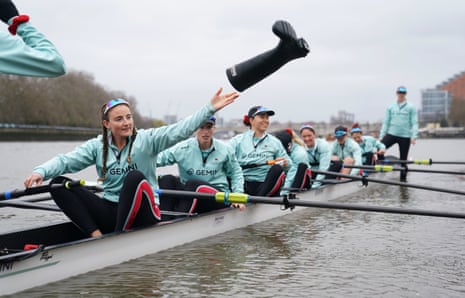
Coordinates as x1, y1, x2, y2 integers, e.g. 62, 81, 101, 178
2, 70, 464, 129
0, 70, 157, 129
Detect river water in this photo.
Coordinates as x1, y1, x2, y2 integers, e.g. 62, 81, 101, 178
1, 139, 465, 297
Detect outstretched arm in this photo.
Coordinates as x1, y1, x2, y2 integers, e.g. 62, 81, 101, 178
150, 88, 239, 154
210, 87, 240, 112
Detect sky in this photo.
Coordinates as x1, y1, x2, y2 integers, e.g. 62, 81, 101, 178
13, 0, 465, 123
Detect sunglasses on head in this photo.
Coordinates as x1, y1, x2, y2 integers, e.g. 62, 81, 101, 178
103, 98, 129, 115
251, 106, 272, 117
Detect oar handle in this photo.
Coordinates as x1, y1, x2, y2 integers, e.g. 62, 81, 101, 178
64, 179, 85, 189
412, 159, 433, 165
0, 184, 49, 200
241, 160, 278, 169
157, 189, 249, 205
0, 179, 97, 201
343, 164, 395, 172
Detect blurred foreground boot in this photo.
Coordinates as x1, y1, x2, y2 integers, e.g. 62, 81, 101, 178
226, 20, 310, 92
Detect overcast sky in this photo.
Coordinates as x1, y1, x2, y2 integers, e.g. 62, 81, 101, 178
14, 0, 465, 123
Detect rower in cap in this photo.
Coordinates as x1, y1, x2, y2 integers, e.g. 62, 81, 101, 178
299, 124, 332, 188
157, 115, 245, 219
229, 105, 292, 196
327, 125, 362, 179
350, 123, 386, 165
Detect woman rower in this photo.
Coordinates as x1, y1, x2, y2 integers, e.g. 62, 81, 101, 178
157, 115, 245, 218
274, 128, 312, 192
229, 106, 292, 196
299, 124, 332, 188
23, 88, 239, 237
328, 125, 362, 178
350, 123, 386, 165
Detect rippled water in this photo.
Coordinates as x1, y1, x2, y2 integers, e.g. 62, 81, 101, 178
2, 139, 465, 297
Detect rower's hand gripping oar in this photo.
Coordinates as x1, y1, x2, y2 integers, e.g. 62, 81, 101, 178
343, 164, 465, 175
0, 179, 103, 201
157, 189, 465, 219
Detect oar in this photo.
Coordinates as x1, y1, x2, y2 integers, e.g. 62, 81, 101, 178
0, 200, 62, 212
343, 164, 465, 175
0, 180, 103, 201
241, 159, 282, 169
310, 169, 465, 196
378, 158, 465, 165
157, 189, 465, 219
0, 197, 195, 217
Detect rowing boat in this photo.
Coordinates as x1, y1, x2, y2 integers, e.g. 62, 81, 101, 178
0, 177, 381, 295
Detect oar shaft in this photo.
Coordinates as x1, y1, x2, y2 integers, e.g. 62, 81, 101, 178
344, 164, 395, 172
343, 165, 465, 175
247, 198, 465, 219
404, 168, 465, 175
157, 189, 465, 219
0, 200, 61, 212
379, 158, 465, 165
311, 170, 465, 196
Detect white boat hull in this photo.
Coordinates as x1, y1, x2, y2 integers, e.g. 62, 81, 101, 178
0, 179, 374, 295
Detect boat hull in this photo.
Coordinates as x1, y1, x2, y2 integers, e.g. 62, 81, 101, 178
0, 179, 373, 295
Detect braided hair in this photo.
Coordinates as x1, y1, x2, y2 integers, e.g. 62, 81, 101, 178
98, 101, 137, 182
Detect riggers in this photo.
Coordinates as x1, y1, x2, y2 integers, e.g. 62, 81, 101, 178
226, 20, 309, 92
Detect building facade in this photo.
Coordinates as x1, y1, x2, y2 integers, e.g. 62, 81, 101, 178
419, 89, 451, 125
437, 71, 465, 99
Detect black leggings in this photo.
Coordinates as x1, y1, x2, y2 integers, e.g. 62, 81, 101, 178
290, 163, 312, 191
381, 134, 411, 161
51, 170, 160, 236
326, 160, 343, 179
244, 164, 285, 196
381, 134, 410, 179
158, 175, 227, 218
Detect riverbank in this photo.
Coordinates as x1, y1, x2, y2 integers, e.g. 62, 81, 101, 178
2, 125, 464, 141
0, 126, 99, 141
